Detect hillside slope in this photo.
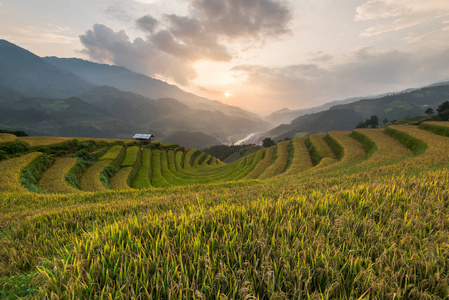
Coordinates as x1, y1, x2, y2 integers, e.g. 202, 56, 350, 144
2, 123, 449, 298
44, 57, 263, 121
0, 40, 93, 98
269, 83, 449, 140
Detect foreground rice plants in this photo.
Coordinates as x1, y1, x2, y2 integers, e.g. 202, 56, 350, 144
1, 125, 449, 299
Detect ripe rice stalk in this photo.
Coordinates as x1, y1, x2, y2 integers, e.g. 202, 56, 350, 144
259, 140, 291, 179
39, 157, 80, 193
0, 152, 42, 193
132, 148, 152, 189
284, 137, 314, 175
80, 160, 112, 192
110, 167, 133, 191
121, 146, 140, 167
0, 133, 18, 144
353, 129, 412, 165
18, 137, 73, 147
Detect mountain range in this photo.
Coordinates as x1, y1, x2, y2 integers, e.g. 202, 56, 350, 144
0, 40, 270, 146
2, 39, 449, 148
267, 83, 449, 141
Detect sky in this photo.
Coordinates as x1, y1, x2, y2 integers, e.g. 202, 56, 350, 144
1, 0, 449, 115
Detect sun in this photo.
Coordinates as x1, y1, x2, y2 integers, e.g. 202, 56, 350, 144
225, 92, 232, 98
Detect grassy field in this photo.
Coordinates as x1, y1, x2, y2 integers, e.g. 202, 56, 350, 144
1, 124, 449, 299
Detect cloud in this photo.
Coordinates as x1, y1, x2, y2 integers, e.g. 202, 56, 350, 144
355, 0, 410, 21
356, 0, 449, 37
232, 47, 449, 109
104, 4, 133, 22
80, 24, 197, 85
1, 23, 77, 45
80, 0, 292, 85
186, 0, 292, 40
308, 51, 333, 62
133, 0, 161, 4
136, 15, 159, 33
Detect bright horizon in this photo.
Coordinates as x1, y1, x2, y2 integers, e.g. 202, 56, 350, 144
1, 0, 449, 115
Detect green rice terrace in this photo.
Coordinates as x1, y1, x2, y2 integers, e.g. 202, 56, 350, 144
1, 122, 449, 299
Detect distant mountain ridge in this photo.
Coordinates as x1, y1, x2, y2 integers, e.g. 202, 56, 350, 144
0, 39, 270, 146
0, 40, 94, 99
268, 83, 449, 141
264, 85, 433, 127
44, 57, 262, 121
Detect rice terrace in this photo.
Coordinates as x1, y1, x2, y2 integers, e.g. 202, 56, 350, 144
1, 121, 449, 299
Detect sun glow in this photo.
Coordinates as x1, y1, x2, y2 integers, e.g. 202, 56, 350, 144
225, 92, 232, 98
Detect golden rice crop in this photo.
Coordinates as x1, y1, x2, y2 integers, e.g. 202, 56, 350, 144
229, 151, 264, 180
183, 149, 199, 169
121, 146, 140, 167
199, 154, 212, 166
388, 124, 449, 168
419, 121, 449, 137
150, 150, 171, 187
3, 124, 449, 299
422, 121, 449, 128
0, 133, 18, 144
76, 137, 132, 144
167, 150, 178, 173
38, 158, 80, 194
245, 147, 273, 179
309, 133, 337, 159
80, 160, 112, 192
354, 128, 412, 165
132, 148, 152, 189
18, 136, 73, 147
192, 152, 207, 167
284, 137, 314, 175
259, 140, 290, 179
27, 167, 449, 299
327, 131, 366, 164
0, 152, 42, 193
110, 167, 133, 191
99, 145, 124, 161
175, 150, 185, 170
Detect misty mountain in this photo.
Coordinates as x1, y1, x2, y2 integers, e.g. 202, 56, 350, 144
269, 83, 449, 141
44, 57, 262, 120
0, 40, 94, 98
0, 40, 272, 147
264, 90, 418, 126
78, 86, 269, 141
0, 92, 145, 138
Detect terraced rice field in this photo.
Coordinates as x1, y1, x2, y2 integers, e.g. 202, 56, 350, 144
1, 122, 449, 299
0, 133, 17, 144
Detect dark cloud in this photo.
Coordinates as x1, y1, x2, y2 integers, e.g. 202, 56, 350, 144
136, 15, 159, 33
186, 0, 292, 40
81, 0, 292, 85
80, 24, 197, 85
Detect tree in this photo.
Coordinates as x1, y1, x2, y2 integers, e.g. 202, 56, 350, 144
262, 137, 275, 148
437, 101, 449, 113
355, 121, 367, 129
437, 101, 449, 120
367, 115, 379, 128
383, 118, 389, 125
355, 115, 379, 129
425, 108, 434, 116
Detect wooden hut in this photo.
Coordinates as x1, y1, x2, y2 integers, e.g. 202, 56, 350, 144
133, 133, 155, 144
